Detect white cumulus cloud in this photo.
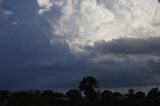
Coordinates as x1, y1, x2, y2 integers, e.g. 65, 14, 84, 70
47, 0, 160, 52
37, 0, 53, 14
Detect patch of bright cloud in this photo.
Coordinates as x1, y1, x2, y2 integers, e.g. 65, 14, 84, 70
48, 0, 160, 52
3, 10, 14, 17
37, 0, 53, 14
11, 21, 18, 26
0, 2, 14, 18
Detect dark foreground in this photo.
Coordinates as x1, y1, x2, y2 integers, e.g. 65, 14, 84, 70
7, 98, 160, 106
0, 90, 160, 106
1, 77, 160, 106
6, 97, 160, 106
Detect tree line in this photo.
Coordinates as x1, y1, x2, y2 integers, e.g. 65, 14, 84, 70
1, 76, 160, 106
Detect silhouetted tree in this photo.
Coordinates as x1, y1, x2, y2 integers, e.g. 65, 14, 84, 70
0, 90, 10, 98
34, 90, 41, 95
147, 88, 160, 99
66, 89, 81, 99
41, 90, 65, 98
101, 90, 113, 100
53, 92, 66, 98
0, 90, 10, 103
126, 89, 135, 99
42, 90, 54, 97
79, 76, 98, 98
112, 92, 123, 100
135, 91, 145, 99
27, 90, 34, 94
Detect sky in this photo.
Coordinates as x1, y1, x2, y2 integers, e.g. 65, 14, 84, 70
0, 0, 160, 90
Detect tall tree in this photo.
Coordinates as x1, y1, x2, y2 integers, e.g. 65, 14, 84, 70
126, 89, 135, 99
79, 76, 98, 98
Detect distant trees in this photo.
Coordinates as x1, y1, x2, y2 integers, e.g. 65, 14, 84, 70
101, 90, 123, 100
126, 89, 135, 99
66, 89, 81, 99
0, 90, 10, 105
147, 87, 160, 99
34, 90, 41, 95
135, 91, 145, 99
79, 76, 98, 98
125, 89, 146, 99
42, 90, 54, 97
101, 90, 113, 99
0, 90, 10, 99
53, 92, 66, 98
2, 76, 160, 106
112, 92, 123, 100
42, 90, 65, 98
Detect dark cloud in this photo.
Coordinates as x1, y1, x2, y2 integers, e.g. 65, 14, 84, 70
0, 0, 70, 89
77, 38, 160, 88
86, 37, 160, 55
0, 0, 92, 90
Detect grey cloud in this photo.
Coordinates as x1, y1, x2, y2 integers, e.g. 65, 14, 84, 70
94, 55, 160, 88
86, 37, 160, 55
75, 38, 160, 88
0, 0, 71, 89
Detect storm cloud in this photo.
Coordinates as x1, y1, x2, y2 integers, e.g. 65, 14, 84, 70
0, 0, 160, 90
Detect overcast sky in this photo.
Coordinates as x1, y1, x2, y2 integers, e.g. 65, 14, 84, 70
0, 0, 160, 90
